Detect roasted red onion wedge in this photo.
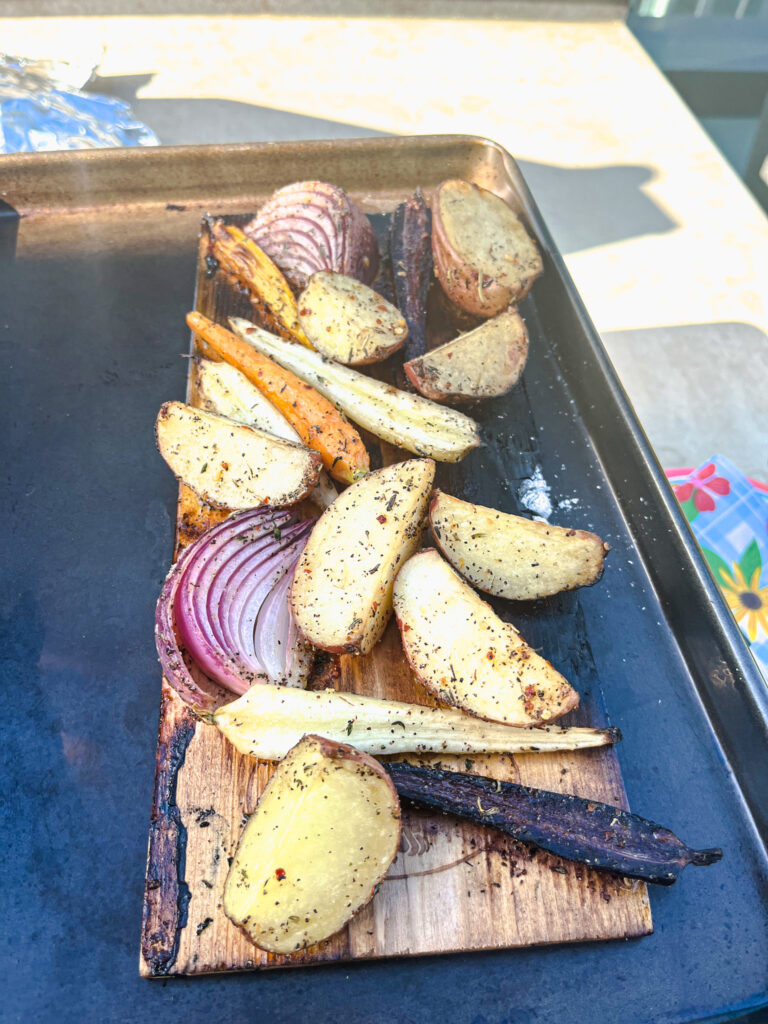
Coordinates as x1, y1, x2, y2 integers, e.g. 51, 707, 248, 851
246, 181, 379, 291
154, 508, 317, 712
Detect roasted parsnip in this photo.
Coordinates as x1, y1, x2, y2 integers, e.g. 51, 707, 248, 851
212, 681, 619, 760
228, 317, 480, 462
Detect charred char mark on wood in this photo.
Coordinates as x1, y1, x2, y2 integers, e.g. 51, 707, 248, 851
391, 188, 433, 367
141, 690, 197, 977
384, 762, 722, 886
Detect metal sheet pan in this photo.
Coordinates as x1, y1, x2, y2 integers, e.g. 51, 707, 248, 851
3, 135, 767, 1023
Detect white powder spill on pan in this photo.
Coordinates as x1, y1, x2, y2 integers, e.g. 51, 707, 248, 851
517, 465, 553, 520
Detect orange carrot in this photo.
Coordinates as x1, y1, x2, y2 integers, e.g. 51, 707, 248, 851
187, 311, 369, 485
206, 220, 313, 349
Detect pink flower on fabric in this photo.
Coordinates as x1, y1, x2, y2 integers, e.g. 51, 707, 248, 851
675, 463, 730, 512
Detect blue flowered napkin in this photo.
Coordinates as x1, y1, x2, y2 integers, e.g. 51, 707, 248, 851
667, 455, 768, 682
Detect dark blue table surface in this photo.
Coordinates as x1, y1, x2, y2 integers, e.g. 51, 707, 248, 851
2, 195, 767, 1024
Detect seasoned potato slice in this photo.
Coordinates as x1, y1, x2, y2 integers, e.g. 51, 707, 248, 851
298, 272, 408, 365
291, 458, 435, 654
394, 549, 578, 726
404, 309, 528, 402
155, 401, 321, 509
193, 358, 338, 508
223, 734, 401, 954
430, 490, 608, 600
432, 179, 543, 317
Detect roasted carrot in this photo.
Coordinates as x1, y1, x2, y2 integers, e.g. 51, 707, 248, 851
186, 311, 369, 485
205, 218, 313, 349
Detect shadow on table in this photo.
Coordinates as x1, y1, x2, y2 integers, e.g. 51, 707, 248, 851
599, 321, 768, 481
517, 158, 677, 254
90, 74, 389, 146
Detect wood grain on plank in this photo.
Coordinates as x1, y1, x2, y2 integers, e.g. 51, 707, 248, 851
139, 207, 652, 978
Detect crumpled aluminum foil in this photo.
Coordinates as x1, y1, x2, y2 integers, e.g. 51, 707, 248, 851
0, 53, 158, 153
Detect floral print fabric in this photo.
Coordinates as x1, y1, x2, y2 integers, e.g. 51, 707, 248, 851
667, 455, 768, 682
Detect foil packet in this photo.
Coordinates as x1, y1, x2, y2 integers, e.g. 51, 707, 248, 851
0, 53, 158, 153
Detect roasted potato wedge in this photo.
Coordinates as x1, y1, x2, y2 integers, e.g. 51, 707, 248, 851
223, 734, 401, 954
404, 308, 528, 402
155, 401, 321, 509
193, 357, 338, 508
394, 549, 579, 726
430, 490, 608, 600
432, 179, 543, 317
298, 272, 408, 365
291, 458, 435, 654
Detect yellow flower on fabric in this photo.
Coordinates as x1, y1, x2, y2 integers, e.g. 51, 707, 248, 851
718, 563, 768, 642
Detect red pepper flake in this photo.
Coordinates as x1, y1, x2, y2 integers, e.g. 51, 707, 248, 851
402, 623, 411, 632
221, 461, 229, 470
376, 514, 387, 524
486, 650, 495, 660
275, 868, 286, 880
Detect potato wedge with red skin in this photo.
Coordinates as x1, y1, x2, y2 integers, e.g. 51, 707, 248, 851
404, 308, 528, 402
298, 271, 408, 365
291, 459, 435, 655
223, 734, 401, 954
430, 490, 609, 600
394, 549, 579, 726
432, 179, 543, 318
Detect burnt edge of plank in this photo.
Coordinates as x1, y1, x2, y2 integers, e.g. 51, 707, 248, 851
141, 685, 196, 978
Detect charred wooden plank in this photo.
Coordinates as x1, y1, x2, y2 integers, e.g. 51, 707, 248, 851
391, 188, 432, 366
385, 761, 722, 885
140, 684, 197, 977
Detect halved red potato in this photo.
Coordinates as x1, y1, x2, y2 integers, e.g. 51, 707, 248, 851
404, 308, 528, 402
432, 179, 543, 318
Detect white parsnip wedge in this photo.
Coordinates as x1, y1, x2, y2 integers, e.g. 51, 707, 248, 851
155, 401, 321, 509
193, 357, 337, 508
223, 734, 401, 953
212, 682, 618, 760
228, 317, 480, 462
291, 458, 434, 654
298, 272, 408, 365
394, 549, 579, 726
194, 356, 303, 442
404, 309, 529, 402
430, 490, 608, 600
